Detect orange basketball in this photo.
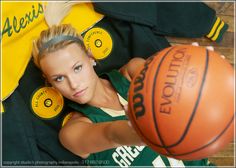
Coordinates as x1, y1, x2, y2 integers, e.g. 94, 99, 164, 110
128, 45, 234, 160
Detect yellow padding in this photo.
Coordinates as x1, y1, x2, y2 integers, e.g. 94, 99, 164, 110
1, 102, 5, 113
211, 21, 225, 41
206, 17, 220, 38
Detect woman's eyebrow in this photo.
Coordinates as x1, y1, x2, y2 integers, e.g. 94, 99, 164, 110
72, 61, 81, 69
51, 74, 63, 78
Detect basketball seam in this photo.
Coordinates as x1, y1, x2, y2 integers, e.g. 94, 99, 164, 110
128, 47, 174, 151
169, 114, 235, 157
167, 50, 234, 157
152, 48, 210, 157
151, 47, 176, 155
163, 49, 210, 149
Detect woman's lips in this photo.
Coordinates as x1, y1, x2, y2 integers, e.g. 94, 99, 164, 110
73, 88, 87, 97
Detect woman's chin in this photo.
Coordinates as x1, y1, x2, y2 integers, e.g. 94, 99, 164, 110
72, 97, 89, 105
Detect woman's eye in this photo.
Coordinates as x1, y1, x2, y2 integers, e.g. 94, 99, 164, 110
74, 65, 82, 73
54, 76, 64, 82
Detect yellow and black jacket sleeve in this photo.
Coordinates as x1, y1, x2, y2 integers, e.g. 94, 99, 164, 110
206, 16, 228, 43
93, 2, 228, 43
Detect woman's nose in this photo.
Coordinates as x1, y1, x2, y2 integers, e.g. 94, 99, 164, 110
68, 76, 79, 90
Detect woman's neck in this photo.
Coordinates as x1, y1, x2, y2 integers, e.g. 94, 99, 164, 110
87, 78, 113, 106
87, 78, 123, 110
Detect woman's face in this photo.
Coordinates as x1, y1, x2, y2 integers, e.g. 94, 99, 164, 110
40, 43, 98, 104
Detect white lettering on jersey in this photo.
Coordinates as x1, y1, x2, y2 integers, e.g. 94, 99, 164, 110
112, 152, 128, 167
124, 146, 139, 158
135, 145, 145, 151
112, 145, 185, 167
168, 157, 185, 167
152, 156, 185, 167
112, 146, 145, 167
152, 155, 166, 167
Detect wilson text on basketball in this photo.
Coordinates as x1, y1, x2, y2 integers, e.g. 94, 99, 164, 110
133, 56, 154, 119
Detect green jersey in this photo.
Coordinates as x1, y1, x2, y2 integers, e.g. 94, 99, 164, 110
68, 70, 212, 167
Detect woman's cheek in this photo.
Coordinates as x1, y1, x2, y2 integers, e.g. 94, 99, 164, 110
52, 84, 67, 96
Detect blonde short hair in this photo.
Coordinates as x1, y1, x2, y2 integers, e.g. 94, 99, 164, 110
32, 24, 86, 68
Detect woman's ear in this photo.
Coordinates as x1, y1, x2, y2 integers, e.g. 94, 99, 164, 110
87, 48, 93, 58
87, 48, 97, 66
89, 58, 97, 66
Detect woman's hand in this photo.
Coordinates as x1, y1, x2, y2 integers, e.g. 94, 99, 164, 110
191, 42, 226, 59
119, 58, 146, 82
44, 1, 83, 27
123, 104, 146, 146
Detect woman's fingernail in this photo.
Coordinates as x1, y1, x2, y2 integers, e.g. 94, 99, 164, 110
221, 55, 226, 59
141, 142, 146, 146
127, 121, 133, 128
206, 46, 214, 51
123, 105, 128, 111
191, 42, 199, 46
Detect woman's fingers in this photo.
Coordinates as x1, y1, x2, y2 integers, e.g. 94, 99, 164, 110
44, 1, 78, 26
206, 46, 214, 51
123, 104, 128, 112
191, 42, 225, 59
